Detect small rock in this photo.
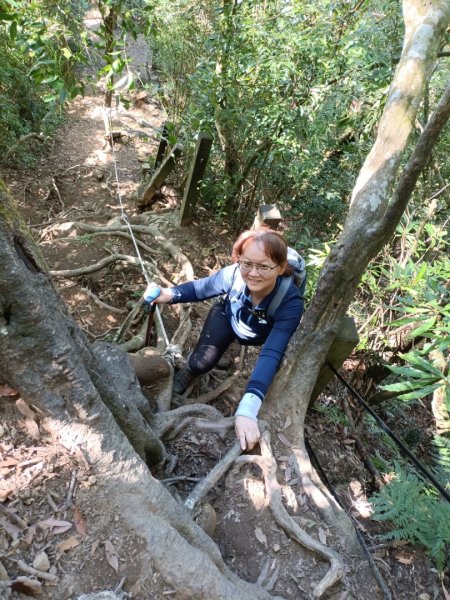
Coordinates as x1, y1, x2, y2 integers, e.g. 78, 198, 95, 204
88, 475, 97, 485
419, 595, 430, 600
33, 551, 50, 572
273, 543, 281, 552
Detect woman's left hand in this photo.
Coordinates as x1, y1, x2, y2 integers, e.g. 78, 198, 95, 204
235, 415, 261, 451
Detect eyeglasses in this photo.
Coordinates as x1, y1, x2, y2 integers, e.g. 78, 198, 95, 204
238, 260, 279, 275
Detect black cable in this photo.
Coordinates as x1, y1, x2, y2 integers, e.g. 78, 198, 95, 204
305, 436, 393, 600
327, 363, 450, 503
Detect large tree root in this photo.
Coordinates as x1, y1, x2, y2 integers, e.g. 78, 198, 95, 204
184, 441, 242, 511
151, 404, 226, 439
72, 221, 194, 281
235, 430, 344, 599
50, 252, 159, 279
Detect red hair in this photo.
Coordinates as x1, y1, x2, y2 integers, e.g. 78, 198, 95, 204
232, 227, 291, 274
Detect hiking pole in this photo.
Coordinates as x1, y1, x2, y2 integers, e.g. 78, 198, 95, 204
143, 284, 160, 348
144, 302, 156, 347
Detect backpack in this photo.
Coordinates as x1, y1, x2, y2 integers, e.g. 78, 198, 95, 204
267, 247, 306, 318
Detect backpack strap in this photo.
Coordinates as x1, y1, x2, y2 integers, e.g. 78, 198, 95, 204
267, 275, 293, 318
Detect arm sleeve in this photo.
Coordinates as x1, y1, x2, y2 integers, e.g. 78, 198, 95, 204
245, 295, 303, 401
170, 265, 237, 304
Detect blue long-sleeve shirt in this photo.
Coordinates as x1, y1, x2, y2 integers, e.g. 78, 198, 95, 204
171, 265, 303, 401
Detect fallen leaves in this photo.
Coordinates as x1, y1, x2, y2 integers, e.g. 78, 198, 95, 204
254, 526, 267, 546
56, 535, 82, 553
37, 517, 73, 535
104, 539, 119, 572
73, 505, 87, 536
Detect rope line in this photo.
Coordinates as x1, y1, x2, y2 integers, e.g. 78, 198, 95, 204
105, 108, 170, 348
328, 363, 450, 503
106, 109, 150, 286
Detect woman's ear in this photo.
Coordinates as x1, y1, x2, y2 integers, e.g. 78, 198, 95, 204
279, 260, 288, 274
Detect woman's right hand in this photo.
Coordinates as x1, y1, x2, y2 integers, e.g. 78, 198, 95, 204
143, 284, 173, 305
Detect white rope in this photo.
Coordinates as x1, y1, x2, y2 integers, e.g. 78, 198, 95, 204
105, 107, 170, 349
106, 108, 150, 285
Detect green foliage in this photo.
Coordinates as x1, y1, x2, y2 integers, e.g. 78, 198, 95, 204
370, 463, 450, 573
148, 0, 402, 232
354, 212, 450, 356
1, 0, 90, 103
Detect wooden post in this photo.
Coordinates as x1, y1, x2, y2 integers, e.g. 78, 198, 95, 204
154, 121, 171, 169
252, 204, 283, 229
137, 144, 183, 209
310, 316, 360, 403
179, 133, 212, 226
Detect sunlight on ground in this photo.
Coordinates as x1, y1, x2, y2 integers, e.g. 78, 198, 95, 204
244, 477, 268, 510
282, 484, 299, 511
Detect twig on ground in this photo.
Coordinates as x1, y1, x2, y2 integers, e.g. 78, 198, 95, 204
60, 470, 77, 510
235, 429, 344, 599
51, 177, 64, 209
16, 560, 58, 583
0, 504, 27, 529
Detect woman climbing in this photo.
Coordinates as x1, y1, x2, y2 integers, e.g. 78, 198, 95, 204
143, 227, 305, 451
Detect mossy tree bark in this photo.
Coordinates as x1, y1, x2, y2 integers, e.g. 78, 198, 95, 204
263, 0, 450, 528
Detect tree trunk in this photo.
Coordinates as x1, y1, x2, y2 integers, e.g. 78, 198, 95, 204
0, 180, 278, 600
263, 0, 450, 528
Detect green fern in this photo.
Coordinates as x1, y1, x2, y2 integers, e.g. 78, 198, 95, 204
430, 435, 450, 482
370, 463, 450, 573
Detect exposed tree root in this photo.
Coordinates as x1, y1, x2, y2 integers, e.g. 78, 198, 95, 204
235, 430, 344, 599
185, 371, 242, 404
115, 297, 145, 344
151, 404, 225, 439
184, 441, 242, 512
183, 347, 246, 405
72, 221, 194, 281
81, 286, 127, 315
49, 252, 158, 279
155, 361, 174, 412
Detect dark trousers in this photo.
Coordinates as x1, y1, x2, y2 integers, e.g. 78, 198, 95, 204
187, 302, 237, 375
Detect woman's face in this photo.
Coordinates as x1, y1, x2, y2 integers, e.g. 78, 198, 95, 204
238, 240, 286, 299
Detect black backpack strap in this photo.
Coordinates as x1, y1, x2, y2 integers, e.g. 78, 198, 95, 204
267, 275, 293, 318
